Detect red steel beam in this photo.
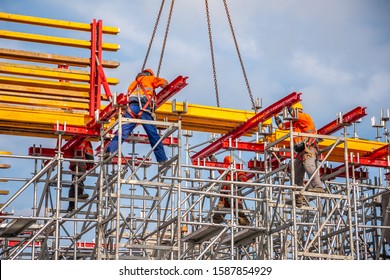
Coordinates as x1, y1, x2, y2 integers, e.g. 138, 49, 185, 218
318, 106, 367, 135
57, 76, 186, 153
155, 76, 188, 108
191, 92, 302, 162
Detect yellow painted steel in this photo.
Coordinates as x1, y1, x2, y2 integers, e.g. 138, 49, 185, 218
0, 151, 12, 155
0, 62, 119, 84
0, 48, 120, 68
0, 12, 120, 35
0, 30, 120, 51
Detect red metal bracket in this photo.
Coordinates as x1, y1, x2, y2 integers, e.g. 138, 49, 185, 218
155, 76, 188, 108
318, 106, 367, 135
191, 92, 302, 162
221, 140, 265, 152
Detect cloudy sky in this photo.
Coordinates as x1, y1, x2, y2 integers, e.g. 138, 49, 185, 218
2, 0, 390, 125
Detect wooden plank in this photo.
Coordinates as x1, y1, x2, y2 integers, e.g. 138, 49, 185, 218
0, 48, 120, 68
0, 164, 11, 169
0, 30, 120, 51
0, 90, 88, 103
0, 62, 119, 84
0, 12, 120, 35
0, 190, 9, 195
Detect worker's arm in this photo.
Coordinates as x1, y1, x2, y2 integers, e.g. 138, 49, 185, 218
153, 77, 168, 88
274, 115, 291, 130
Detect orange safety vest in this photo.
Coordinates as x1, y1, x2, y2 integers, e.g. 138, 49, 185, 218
128, 75, 168, 98
283, 112, 317, 146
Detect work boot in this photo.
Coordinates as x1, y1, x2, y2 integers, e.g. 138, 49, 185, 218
238, 215, 250, 226
78, 193, 89, 199
212, 213, 224, 224
285, 194, 305, 208
309, 187, 326, 194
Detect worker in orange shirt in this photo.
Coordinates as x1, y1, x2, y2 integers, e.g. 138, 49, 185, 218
210, 155, 250, 226
106, 69, 168, 164
274, 102, 325, 207
68, 140, 94, 212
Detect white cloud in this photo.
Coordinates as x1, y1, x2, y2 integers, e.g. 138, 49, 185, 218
290, 51, 354, 85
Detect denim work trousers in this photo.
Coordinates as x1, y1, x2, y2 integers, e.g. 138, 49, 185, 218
294, 146, 323, 189
106, 102, 168, 163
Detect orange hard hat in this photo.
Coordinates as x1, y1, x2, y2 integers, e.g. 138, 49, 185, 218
143, 68, 154, 76
224, 156, 231, 164
291, 102, 303, 111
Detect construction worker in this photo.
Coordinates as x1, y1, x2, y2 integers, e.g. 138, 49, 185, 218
67, 140, 94, 212
274, 102, 325, 207
106, 69, 168, 164
209, 155, 250, 226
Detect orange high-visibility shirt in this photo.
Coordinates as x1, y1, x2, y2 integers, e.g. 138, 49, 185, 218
128, 75, 168, 98
283, 112, 317, 145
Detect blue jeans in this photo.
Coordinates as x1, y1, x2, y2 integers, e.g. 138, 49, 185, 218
106, 101, 168, 163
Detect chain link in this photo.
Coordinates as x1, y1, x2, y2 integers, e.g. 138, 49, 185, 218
205, 0, 220, 107
157, 0, 175, 77
142, 0, 166, 71
223, 0, 256, 112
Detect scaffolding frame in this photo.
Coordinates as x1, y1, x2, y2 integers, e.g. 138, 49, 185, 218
1, 109, 389, 260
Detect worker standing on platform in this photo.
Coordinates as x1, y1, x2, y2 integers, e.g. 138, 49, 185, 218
210, 155, 250, 226
105, 69, 168, 164
68, 140, 94, 212
273, 103, 325, 206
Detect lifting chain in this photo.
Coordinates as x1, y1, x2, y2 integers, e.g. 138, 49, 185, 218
223, 0, 256, 112
205, 0, 220, 107
157, 0, 175, 77
142, 0, 165, 71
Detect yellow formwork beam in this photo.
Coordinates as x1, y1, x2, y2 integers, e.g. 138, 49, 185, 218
156, 101, 271, 134
0, 48, 120, 68
0, 84, 90, 99
0, 105, 91, 127
0, 94, 89, 110
274, 130, 388, 163
0, 62, 119, 84
0, 12, 120, 35
0, 30, 120, 51
0, 90, 88, 104
0, 76, 90, 92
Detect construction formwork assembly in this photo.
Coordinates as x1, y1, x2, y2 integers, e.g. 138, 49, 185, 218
0, 12, 389, 260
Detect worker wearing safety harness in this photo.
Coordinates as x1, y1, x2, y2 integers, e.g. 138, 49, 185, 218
106, 69, 169, 163
274, 103, 325, 198
68, 140, 94, 212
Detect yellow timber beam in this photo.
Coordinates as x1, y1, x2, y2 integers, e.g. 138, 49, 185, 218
0, 76, 90, 92
0, 93, 89, 110
273, 130, 388, 163
0, 12, 120, 35
0, 30, 120, 51
0, 62, 119, 84
0, 48, 120, 68
0, 84, 90, 99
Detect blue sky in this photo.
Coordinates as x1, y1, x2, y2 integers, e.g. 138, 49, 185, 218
0, 0, 390, 212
